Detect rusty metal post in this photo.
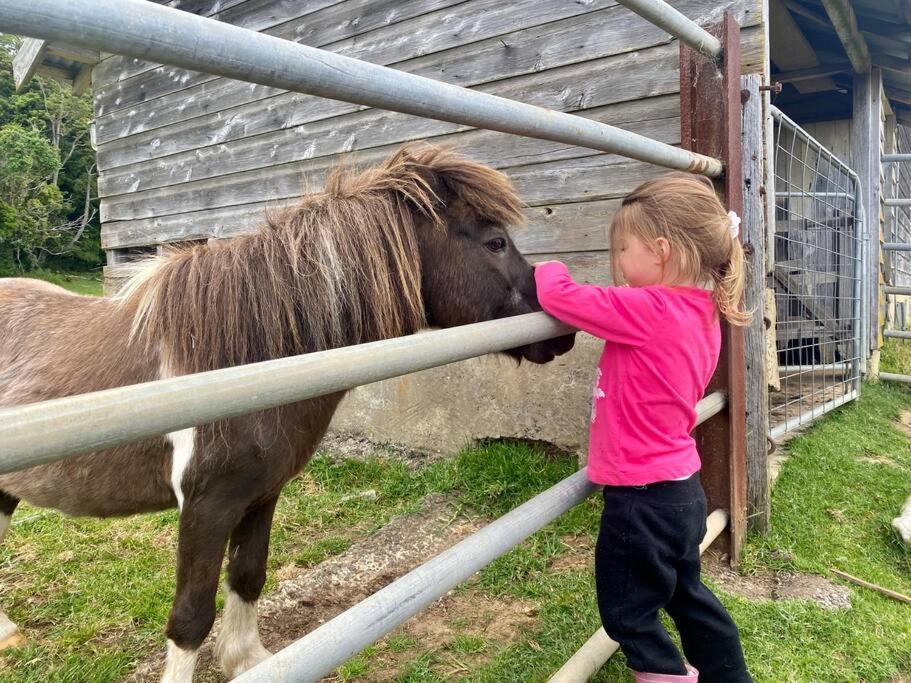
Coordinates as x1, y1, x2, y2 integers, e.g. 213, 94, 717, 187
679, 13, 747, 562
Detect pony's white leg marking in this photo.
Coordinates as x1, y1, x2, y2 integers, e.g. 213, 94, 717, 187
161, 640, 198, 683
215, 590, 271, 679
166, 428, 195, 510
0, 514, 25, 651
893, 494, 911, 545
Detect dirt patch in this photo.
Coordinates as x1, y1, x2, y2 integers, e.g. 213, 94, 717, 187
702, 553, 851, 610
318, 432, 442, 470
548, 534, 594, 573
359, 591, 538, 681
894, 410, 911, 439
128, 494, 482, 682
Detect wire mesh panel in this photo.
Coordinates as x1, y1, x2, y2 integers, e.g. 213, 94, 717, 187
769, 109, 862, 438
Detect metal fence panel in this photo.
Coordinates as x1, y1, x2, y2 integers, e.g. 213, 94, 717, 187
887, 125, 911, 290
769, 108, 862, 437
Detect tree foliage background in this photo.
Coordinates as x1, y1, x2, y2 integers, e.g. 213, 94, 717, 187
0, 34, 101, 274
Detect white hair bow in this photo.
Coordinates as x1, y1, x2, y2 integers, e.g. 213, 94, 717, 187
727, 210, 741, 240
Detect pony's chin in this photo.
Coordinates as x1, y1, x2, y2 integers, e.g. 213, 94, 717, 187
508, 333, 576, 365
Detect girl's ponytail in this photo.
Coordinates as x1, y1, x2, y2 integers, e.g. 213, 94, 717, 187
711, 234, 751, 327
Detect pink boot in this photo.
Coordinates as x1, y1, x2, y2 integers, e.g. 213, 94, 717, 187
634, 664, 698, 682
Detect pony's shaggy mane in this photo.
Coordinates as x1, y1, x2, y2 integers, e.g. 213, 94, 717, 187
120, 145, 525, 375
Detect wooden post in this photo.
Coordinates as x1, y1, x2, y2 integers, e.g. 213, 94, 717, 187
740, 74, 770, 534
853, 68, 883, 362
680, 13, 748, 562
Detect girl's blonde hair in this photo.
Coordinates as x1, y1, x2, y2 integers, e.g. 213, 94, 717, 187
610, 172, 751, 326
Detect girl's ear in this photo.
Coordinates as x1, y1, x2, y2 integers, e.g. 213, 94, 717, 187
654, 237, 672, 263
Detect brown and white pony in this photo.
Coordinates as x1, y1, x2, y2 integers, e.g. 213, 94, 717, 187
0, 145, 574, 681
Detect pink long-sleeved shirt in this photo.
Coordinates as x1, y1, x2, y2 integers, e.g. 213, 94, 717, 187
535, 262, 720, 486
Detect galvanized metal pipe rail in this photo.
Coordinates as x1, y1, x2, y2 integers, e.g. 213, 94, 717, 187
0, 0, 722, 176
614, 0, 723, 59
883, 154, 911, 163
236, 393, 727, 682
0, 313, 572, 474
548, 508, 728, 682
884, 330, 911, 340
884, 243, 911, 252
885, 199, 911, 207
769, 390, 858, 440
885, 286, 911, 296
880, 372, 911, 384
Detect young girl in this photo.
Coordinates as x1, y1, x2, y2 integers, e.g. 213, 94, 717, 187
535, 173, 753, 683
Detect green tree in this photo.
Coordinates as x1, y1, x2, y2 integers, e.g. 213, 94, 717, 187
0, 33, 100, 273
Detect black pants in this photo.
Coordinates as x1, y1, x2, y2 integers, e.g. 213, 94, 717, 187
595, 474, 752, 682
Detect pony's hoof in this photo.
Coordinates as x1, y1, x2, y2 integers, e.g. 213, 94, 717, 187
893, 515, 911, 545
221, 643, 271, 679
0, 614, 24, 651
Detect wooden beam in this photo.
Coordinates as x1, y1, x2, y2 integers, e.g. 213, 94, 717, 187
11, 38, 46, 90
45, 42, 101, 65
72, 64, 93, 96
34, 63, 74, 84
783, 0, 831, 31
821, 0, 872, 73
740, 74, 770, 534
854, 68, 884, 355
871, 51, 911, 78
864, 32, 910, 60
770, 0, 838, 93
773, 62, 851, 83
681, 13, 747, 563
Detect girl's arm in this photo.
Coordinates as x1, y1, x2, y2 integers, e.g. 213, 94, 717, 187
534, 261, 665, 346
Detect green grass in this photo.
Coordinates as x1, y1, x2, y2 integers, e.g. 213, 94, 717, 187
1, 392, 910, 681
9, 268, 104, 296
881, 337, 911, 376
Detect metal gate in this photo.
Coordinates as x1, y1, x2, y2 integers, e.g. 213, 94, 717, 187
769, 107, 863, 439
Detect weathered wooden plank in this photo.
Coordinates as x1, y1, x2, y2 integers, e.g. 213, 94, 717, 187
94, 19, 762, 176
35, 64, 75, 84
854, 69, 882, 357
102, 246, 613, 296
12, 38, 46, 90
97, 47, 682, 196
101, 194, 622, 254
102, 152, 659, 253
769, 0, 836, 93
72, 64, 94, 97
99, 102, 679, 223
93, 0, 342, 85
95, 3, 665, 167
740, 74, 770, 534
96, 0, 761, 148
93, 0, 614, 124
44, 42, 101, 64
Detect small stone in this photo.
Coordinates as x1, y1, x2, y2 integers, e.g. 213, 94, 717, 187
57, 550, 75, 563
340, 489, 378, 503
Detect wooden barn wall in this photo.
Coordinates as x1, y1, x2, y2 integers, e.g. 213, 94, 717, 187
801, 119, 854, 168
90, 0, 766, 454
94, 0, 765, 290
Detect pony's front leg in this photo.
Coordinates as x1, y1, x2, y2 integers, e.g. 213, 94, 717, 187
215, 496, 279, 679
161, 499, 239, 683
0, 491, 24, 651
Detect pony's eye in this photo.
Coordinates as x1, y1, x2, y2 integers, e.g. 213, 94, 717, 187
485, 237, 507, 252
